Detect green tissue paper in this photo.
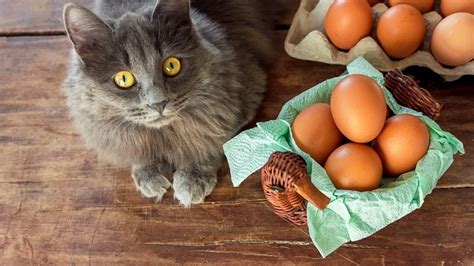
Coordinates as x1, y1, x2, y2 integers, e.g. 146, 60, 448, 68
223, 57, 464, 257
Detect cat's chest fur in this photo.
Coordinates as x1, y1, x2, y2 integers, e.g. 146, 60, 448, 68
75, 109, 230, 169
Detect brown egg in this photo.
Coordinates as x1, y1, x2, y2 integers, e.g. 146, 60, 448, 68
292, 103, 344, 164
431, 13, 474, 66
377, 4, 426, 59
331, 74, 387, 143
440, 0, 474, 17
388, 0, 435, 13
324, 143, 383, 191
325, 0, 373, 50
367, 0, 383, 6
373, 114, 430, 176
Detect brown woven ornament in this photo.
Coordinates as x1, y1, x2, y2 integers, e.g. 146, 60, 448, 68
384, 69, 443, 120
261, 152, 330, 225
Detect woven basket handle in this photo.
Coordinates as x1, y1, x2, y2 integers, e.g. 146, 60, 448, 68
293, 176, 330, 209
261, 151, 330, 220
384, 69, 442, 120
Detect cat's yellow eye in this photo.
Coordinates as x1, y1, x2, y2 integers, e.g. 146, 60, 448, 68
162, 57, 181, 77
114, 71, 136, 89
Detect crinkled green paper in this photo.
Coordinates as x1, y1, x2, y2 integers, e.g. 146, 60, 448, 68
223, 57, 464, 257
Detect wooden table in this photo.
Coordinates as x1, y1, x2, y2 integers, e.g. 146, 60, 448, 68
1, 1, 472, 264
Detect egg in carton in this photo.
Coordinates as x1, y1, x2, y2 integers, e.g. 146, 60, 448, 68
285, 0, 473, 81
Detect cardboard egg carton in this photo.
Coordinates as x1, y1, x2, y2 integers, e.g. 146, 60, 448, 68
284, 0, 474, 81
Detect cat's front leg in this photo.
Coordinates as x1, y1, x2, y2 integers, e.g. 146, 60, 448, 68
172, 164, 218, 207
132, 164, 172, 202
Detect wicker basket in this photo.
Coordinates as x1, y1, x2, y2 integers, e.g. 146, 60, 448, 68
260, 69, 442, 225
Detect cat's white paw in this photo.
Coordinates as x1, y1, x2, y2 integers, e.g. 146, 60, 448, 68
172, 169, 217, 207
132, 165, 171, 202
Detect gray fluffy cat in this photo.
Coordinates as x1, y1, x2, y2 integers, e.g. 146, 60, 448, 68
63, 0, 282, 206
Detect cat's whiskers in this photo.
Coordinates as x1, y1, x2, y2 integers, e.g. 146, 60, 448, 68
128, 111, 149, 118
168, 95, 188, 108
126, 108, 143, 113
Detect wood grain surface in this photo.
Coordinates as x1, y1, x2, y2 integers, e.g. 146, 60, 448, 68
0, 0, 294, 35
0, 0, 94, 35
0, 0, 472, 264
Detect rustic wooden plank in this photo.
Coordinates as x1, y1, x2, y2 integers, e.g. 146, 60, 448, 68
428, 84, 474, 188
0, 33, 472, 264
0, 0, 94, 35
1, 182, 472, 264
0, 0, 298, 35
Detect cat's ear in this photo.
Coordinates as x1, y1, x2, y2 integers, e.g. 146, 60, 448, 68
63, 4, 113, 61
151, 0, 193, 30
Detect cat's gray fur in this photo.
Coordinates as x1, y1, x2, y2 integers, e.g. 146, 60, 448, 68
63, 0, 283, 206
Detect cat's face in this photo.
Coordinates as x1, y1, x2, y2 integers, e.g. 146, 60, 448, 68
64, 1, 209, 128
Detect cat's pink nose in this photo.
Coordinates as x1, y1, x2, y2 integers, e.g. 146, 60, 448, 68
147, 101, 168, 114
